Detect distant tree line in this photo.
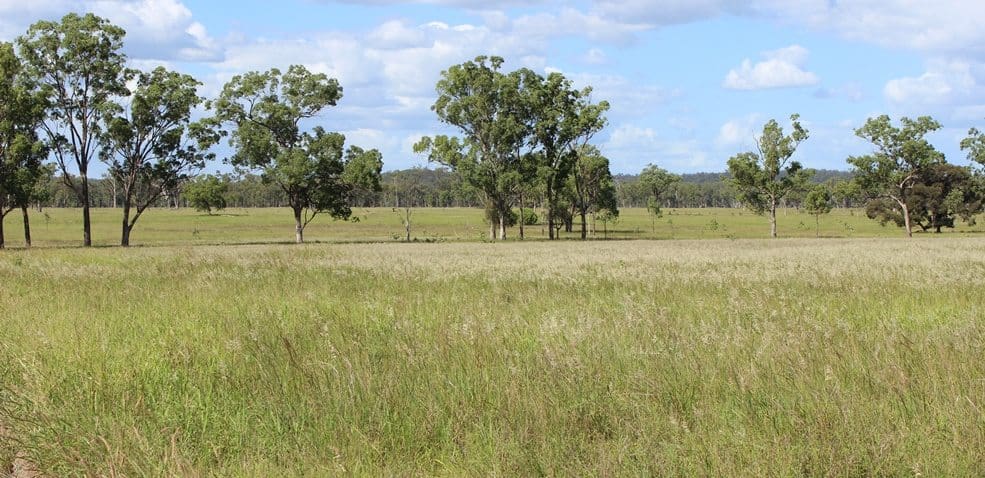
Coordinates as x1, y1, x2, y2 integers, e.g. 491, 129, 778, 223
3, 15, 984, 246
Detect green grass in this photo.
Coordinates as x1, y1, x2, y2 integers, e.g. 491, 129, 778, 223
2, 206, 982, 248
2, 238, 984, 475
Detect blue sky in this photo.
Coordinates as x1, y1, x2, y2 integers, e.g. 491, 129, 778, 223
1, 0, 983, 173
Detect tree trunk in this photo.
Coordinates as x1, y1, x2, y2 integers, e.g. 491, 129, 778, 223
21, 206, 31, 248
82, 175, 92, 247
547, 188, 556, 240
769, 200, 777, 238
580, 209, 587, 240
404, 208, 411, 242
293, 207, 304, 244
815, 215, 820, 239
0, 211, 5, 249
498, 213, 506, 240
518, 194, 525, 241
121, 201, 132, 247
901, 202, 912, 238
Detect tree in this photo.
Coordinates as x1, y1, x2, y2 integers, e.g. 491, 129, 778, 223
962, 127, 984, 166
100, 67, 216, 246
18, 13, 130, 246
570, 144, 618, 240
415, 56, 535, 240
866, 163, 982, 233
0, 41, 49, 249
184, 174, 228, 215
639, 164, 680, 231
209, 65, 382, 243
727, 114, 812, 238
848, 115, 944, 237
803, 184, 832, 238
528, 72, 609, 240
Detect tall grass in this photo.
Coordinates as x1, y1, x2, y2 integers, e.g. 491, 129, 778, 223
2, 238, 984, 475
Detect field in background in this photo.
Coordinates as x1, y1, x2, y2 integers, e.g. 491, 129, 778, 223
2, 206, 983, 247
2, 238, 984, 475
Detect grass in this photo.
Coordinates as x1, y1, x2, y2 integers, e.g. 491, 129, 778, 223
2, 237, 984, 475
1, 205, 982, 248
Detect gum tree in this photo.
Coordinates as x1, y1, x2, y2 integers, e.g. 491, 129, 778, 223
570, 144, 618, 240
528, 72, 609, 240
848, 115, 943, 238
639, 164, 680, 229
100, 67, 217, 246
415, 56, 535, 240
209, 65, 382, 243
727, 114, 812, 238
803, 184, 832, 238
17, 13, 129, 246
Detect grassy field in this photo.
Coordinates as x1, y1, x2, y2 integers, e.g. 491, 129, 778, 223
2, 237, 984, 475
1, 206, 982, 248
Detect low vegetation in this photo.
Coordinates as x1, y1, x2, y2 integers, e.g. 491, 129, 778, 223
2, 238, 984, 475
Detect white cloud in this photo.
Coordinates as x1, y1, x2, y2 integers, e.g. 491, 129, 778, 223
602, 123, 710, 172
582, 47, 608, 65
715, 114, 761, 148
0, 0, 220, 61
884, 60, 976, 107
723, 44, 819, 90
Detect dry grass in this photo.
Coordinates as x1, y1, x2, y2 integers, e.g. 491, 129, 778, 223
1, 237, 984, 475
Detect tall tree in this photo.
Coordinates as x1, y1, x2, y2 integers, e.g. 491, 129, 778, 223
0, 41, 48, 249
209, 65, 382, 243
529, 72, 609, 240
570, 144, 618, 240
415, 56, 535, 240
848, 115, 944, 237
17, 13, 130, 246
100, 67, 216, 246
727, 114, 812, 238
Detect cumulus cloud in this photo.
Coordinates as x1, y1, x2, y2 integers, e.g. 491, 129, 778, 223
884, 60, 976, 106
602, 123, 709, 172
723, 45, 819, 90
715, 114, 761, 148
0, 0, 219, 61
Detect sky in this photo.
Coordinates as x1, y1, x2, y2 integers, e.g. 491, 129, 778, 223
1, 0, 984, 174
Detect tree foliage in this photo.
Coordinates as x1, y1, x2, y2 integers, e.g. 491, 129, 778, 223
100, 67, 216, 245
727, 114, 812, 237
184, 174, 228, 215
17, 13, 129, 246
803, 184, 832, 237
209, 65, 382, 243
0, 41, 49, 248
848, 115, 944, 237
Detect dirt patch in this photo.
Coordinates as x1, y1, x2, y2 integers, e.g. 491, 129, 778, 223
1, 425, 39, 478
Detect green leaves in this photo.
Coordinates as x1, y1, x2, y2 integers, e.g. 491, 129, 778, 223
726, 114, 813, 236
208, 65, 379, 241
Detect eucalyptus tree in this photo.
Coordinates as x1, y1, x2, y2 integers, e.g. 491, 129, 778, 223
803, 184, 832, 238
184, 174, 228, 215
639, 164, 680, 222
100, 67, 217, 246
848, 115, 944, 237
727, 114, 812, 238
17, 13, 130, 246
415, 56, 536, 240
570, 144, 618, 240
0, 41, 48, 248
209, 65, 382, 243
962, 127, 985, 169
528, 72, 609, 239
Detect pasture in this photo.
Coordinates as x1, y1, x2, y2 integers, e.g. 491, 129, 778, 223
2, 235, 984, 475
1, 206, 982, 248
